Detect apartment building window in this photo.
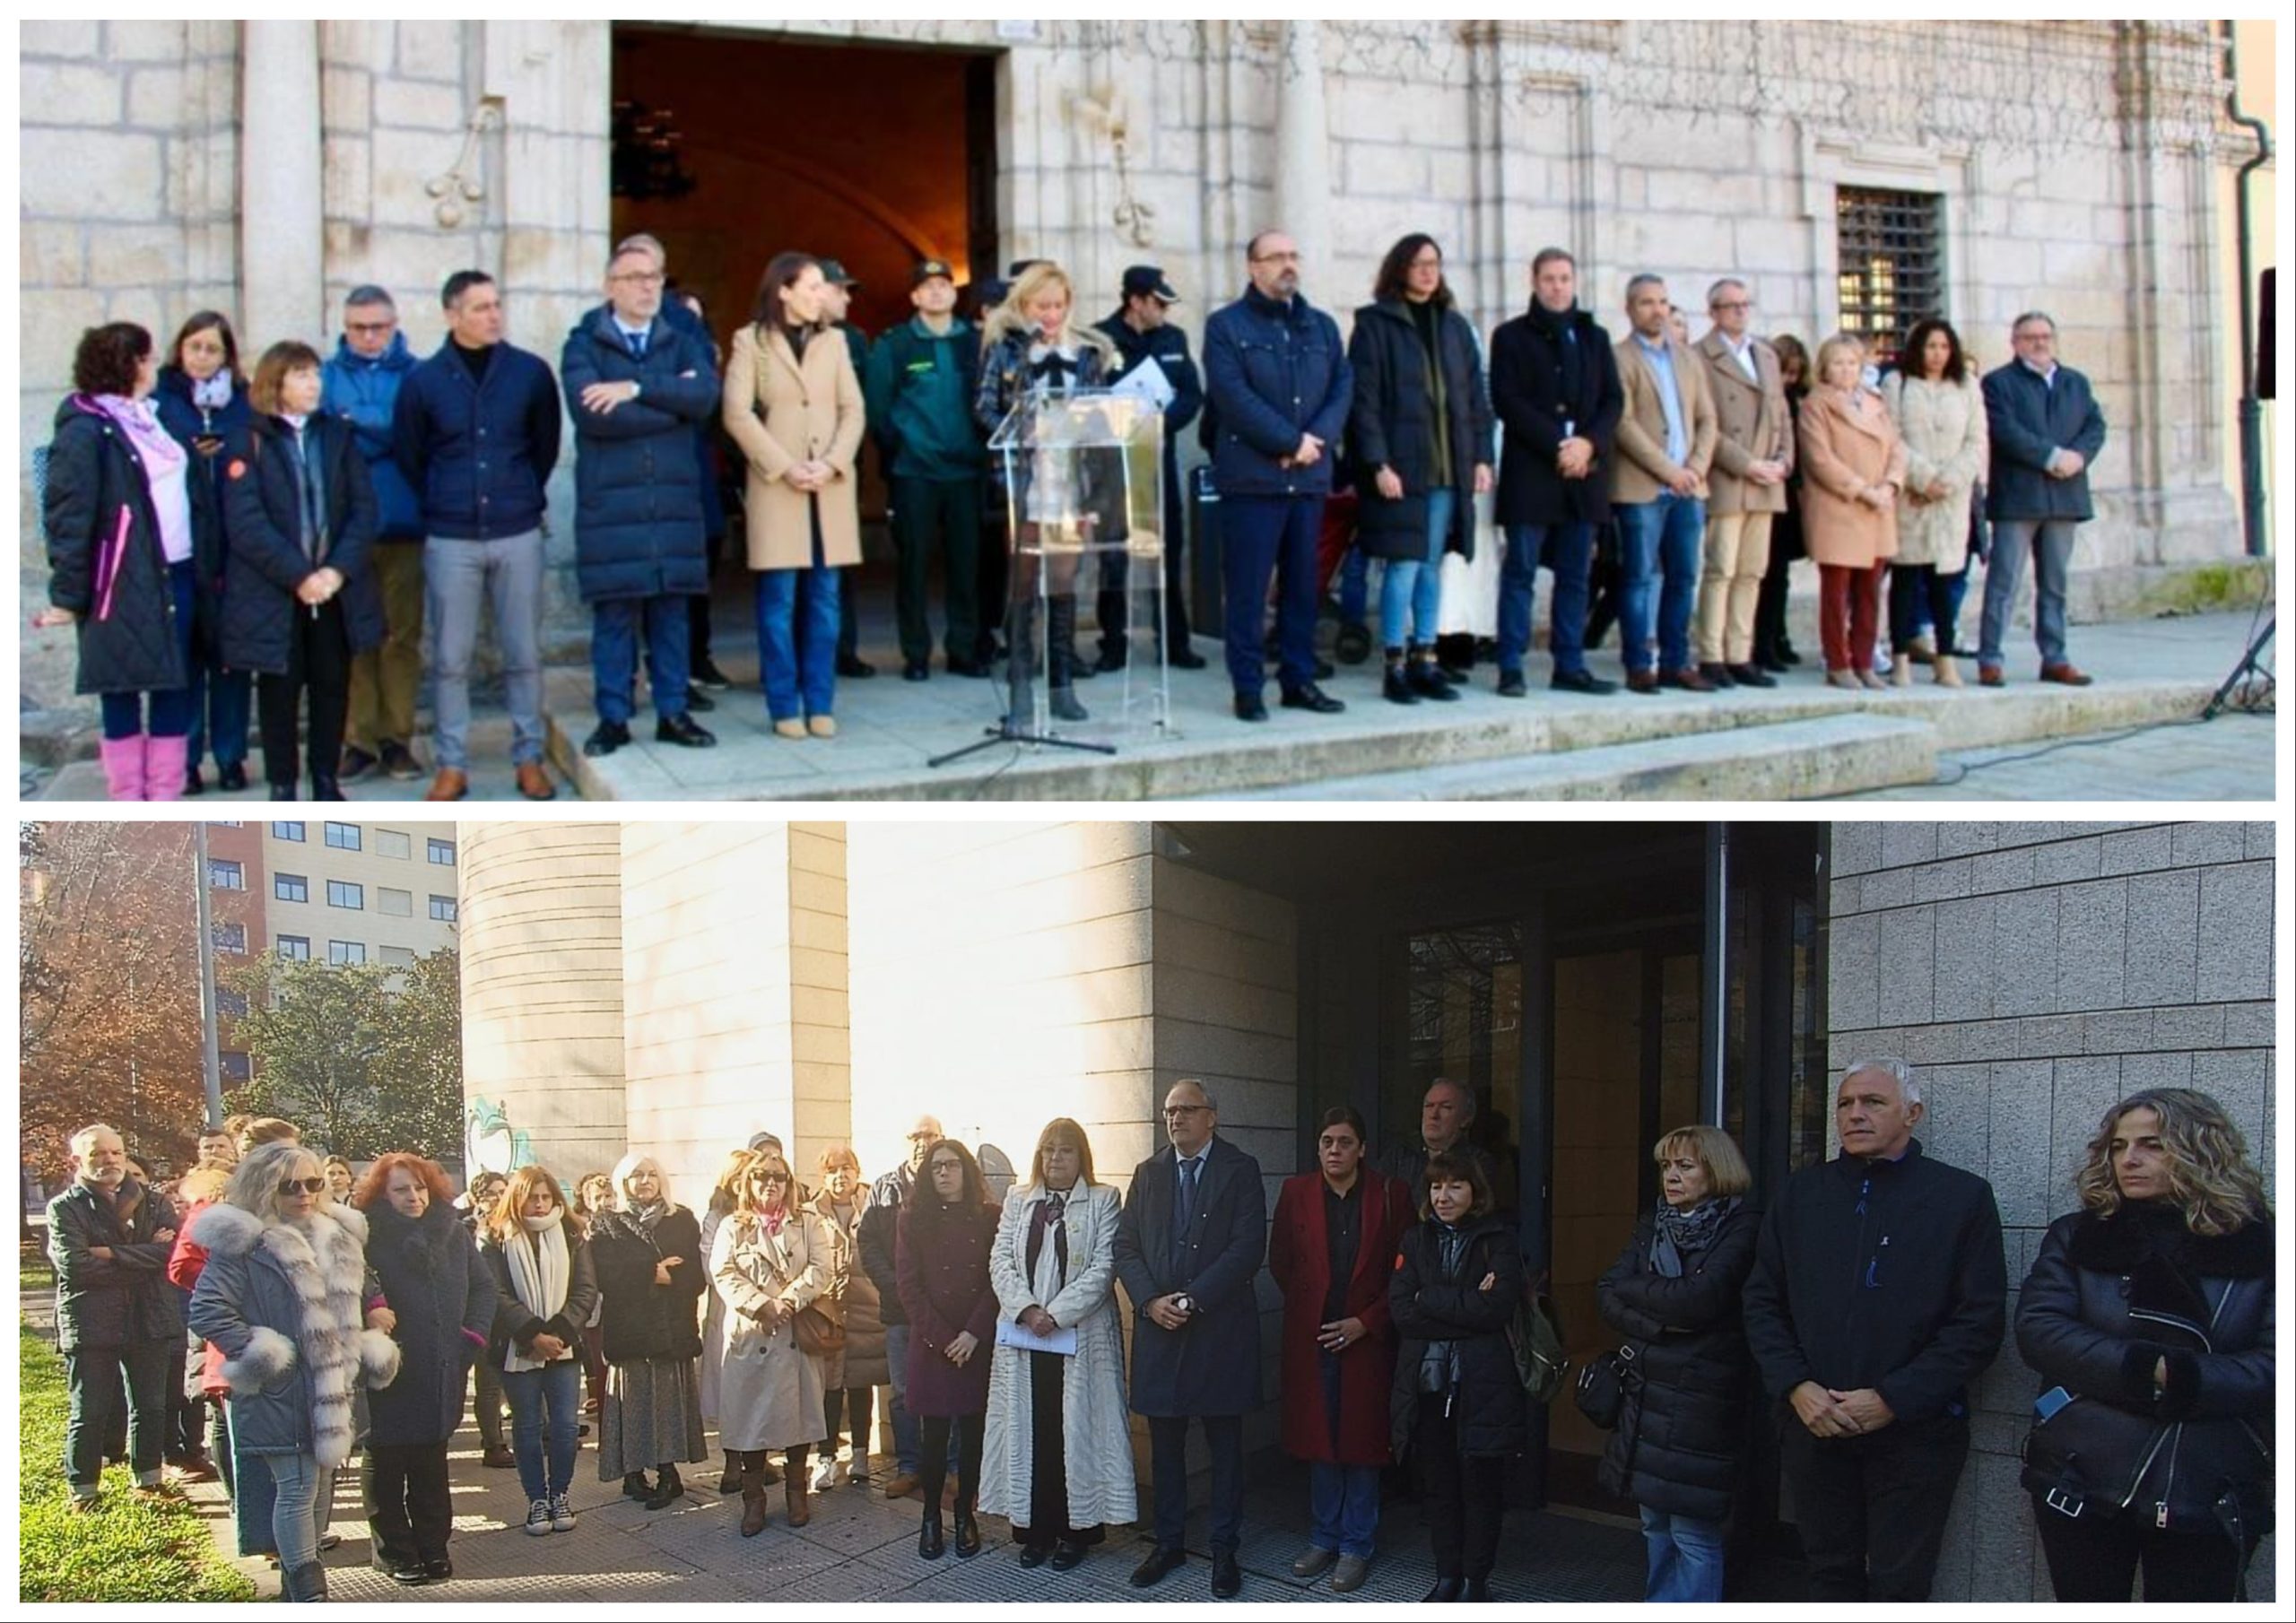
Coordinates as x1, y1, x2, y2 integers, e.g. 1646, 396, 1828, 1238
221, 1052, 252, 1082
429, 895, 458, 923
1836, 186, 1944, 368
216, 988, 249, 1017
212, 922, 248, 954
428, 838, 457, 866
277, 935, 311, 961
329, 941, 368, 967
378, 888, 413, 918
275, 873, 309, 904
327, 880, 363, 910
208, 859, 244, 890
272, 821, 306, 841
375, 829, 412, 860
380, 946, 417, 968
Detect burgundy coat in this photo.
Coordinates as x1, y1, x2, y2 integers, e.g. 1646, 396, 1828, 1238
894, 1200, 1000, 1419
1268, 1170, 1413, 1465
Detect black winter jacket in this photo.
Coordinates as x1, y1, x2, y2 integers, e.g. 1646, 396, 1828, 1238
390, 341, 562, 541
1490, 303, 1626, 527
1388, 1216, 1527, 1462
43, 398, 192, 696
151, 368, 252, 653
860, 1167, 914, 1327
560, 308, 719, 603
2015, 1206, 2274, 1537
1596, 1204, 1760, 1523
218, 414, 385, 676
586, 1206, 707, 1365
47, 1178, 184, 1350
362, 1200, 494, 1447
1741, 1140, 2005, 1424
478, 1224, 601, 1372
1347, 298, 1496, 561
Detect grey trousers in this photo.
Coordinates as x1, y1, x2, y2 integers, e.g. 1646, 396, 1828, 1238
1979, 518, 2078, 669
425, 531, 545, 768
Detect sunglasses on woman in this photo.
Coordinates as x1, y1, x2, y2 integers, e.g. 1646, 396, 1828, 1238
278, 1176, 327, 1195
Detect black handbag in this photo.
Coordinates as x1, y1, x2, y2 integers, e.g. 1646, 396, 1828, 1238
1573, 1342, 1641, 1431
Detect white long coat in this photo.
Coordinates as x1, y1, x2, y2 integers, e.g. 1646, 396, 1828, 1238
1881, 370, 1989, 570
709, 1210, 828, 1454
978, 1182, 1138, 1530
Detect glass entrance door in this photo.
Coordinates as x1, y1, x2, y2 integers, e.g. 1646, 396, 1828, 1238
1386, 921, 1527, 1214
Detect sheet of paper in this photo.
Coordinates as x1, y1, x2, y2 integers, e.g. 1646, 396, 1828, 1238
994, 1318, 1080, 1355
1109, 356, 1176, 412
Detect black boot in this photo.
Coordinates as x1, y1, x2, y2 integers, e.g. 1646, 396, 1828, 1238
622, 1471, 654, 1501
954, 1505, 981, 1558
1463, 1577, 1492, 1601
645, 1462, 683, 1509
1383, 653, 1418, 705
918, 1505, 946, 1559
1423, 1576, 1464, 1602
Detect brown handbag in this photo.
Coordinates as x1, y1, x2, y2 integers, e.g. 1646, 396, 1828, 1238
793, 1301, 846, 1358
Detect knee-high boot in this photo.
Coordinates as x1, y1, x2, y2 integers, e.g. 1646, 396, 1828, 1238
739, 1452, 770, 1539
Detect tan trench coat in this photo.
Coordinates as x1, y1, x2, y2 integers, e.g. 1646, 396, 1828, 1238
723, 324, 865, 571
709, 1209, 828, 1454
1695, 332, 1794, 516
1880, 371, 1989, 570
1796, 387, 1910, 569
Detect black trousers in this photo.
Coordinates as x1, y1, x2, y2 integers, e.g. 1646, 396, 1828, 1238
891, 475, 984, 667
1888, 563, 1963, 655
2033, 1493, 2262, 1603
1413, 1395, 1506, 1582
919, 1413, 983, 1515
362, 1439, 453, 1567
1017, 1349, 1101, 1549
823, 1384, 875, 1459
1777, 1411, 1970, 1601
1754, 545, 1796, 662
257, 599, 352, 789
165, 1344, 204, 1460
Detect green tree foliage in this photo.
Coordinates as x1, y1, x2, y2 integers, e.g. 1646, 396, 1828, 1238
223, 948, 463, 1163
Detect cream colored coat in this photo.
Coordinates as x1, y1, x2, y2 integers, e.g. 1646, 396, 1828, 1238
1611, 333, 1719, 507
1880, 371, 1989, 570
709, 1210, 828, 1454
1796, 387, 1911, 570
1695, 332, 1794, 516
978, 1182, 1138, 1531
722, 325, 865, 571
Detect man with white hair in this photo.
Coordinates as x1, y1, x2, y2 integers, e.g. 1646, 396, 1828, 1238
1741, 1059, 2007, 1601
47, 1123, 183, 1509
859, 1112, 944, 1497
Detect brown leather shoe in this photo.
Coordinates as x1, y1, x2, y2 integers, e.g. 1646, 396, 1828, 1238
2039, 663, 2094, 687
883, 1471, 918, 1499
423, 768, 469, 803
516, 761, 557, 801
1624, 670, 1662, 695
1978, 664, 2006, 689
1664, 667, 1717, 693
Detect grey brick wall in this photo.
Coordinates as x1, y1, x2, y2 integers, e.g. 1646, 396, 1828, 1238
1829, 820, 2275, 1602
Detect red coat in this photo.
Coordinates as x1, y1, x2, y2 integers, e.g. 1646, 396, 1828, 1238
167, 1200, 227, 1398
1268, 1171, 1413, 1466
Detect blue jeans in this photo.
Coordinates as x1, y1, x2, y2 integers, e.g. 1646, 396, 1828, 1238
1309, 1461, 1382, 1559
1641, 1504, 1728, 1601
592, 595, 691, 725
1979, 518, 2076, 668
883, 1323, 918, 1473
755, 531, 841, 723
1378, 489, 1454, 650
1222, 494, 1323, 696
1339, 547, 1376, 628
1615, 493, 1706, 674
502, 1358, 580, 1502
1499, 522, 1596, 676
185, 648, 250, 765
265, 1449, 334, 1575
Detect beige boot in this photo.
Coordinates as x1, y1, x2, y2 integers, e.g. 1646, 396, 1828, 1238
1890, 655, 1913, 688
1934, 655, 1963, 690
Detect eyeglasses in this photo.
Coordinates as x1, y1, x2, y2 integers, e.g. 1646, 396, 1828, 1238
278, 1176, 327, 1195
1162, 1105, 1211, 1119
1251, 252, 1302, 265
346, 320, 397, 336
1712, 301, 1753, 314
749, 1171, 787, 1185
611, 272, 666, 287
928, 1159, 965, 1175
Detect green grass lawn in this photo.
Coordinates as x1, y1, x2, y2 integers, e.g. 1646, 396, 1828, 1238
16, 1324, 257, 1603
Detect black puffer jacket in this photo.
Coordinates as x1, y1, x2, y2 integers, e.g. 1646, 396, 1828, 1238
1388, 1215, 1527, 1462
218, 413, 385, 676
1346, 297, 1496, 561
1595, 1204, 1760, 1523
586, 1205, 707, 1364
362, 1199, 494, 1447
2016, 1204, 2274, 1537
42, 398, 191, 696
479, 1223, 601, 1372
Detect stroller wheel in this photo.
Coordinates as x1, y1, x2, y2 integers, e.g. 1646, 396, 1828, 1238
1334, 623, 1374, 665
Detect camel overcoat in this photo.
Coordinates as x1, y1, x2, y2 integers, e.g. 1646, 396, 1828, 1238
1694, 332, 1794, 517
722, 324, 865, 571
1795, 387, 1909, 569
709, 1209, 829, 1454
1610, 334, 1718, 507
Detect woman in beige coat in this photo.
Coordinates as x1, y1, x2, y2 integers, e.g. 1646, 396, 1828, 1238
723, 253, 865, 740
1880, 319, 1988, 688
806, 1143, 889, 1492
709, 1151, 827, 1536
1797, 334, 1909, 690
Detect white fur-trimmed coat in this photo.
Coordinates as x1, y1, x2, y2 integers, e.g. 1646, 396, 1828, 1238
978, 1182, 1138, 1529
186, 1200, 400, 1469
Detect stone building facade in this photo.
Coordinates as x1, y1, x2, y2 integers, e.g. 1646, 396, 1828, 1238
18, 20, 2272, 713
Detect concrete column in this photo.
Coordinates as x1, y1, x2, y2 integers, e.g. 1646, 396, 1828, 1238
239, 20, 324, 347
457, 822, 627, 1185
1272, 21, 1331, 276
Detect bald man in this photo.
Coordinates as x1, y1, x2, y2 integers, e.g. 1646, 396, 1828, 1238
861, 1113, 944, 1495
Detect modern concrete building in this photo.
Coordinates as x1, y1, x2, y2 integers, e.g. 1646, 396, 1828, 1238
452, 817, 2274, 1601
18, 21, 2277, 717
256, 818, 461, 969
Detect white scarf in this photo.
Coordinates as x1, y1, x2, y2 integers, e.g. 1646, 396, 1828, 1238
502, 1210, 571, 1373
191, 371, 234, 412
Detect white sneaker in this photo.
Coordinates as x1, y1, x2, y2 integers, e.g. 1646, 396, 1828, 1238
811, 1456, 837, 1492
549, 1493, 576, 1532
831, 1455, 851, 1489
524, 1497, 552, 1536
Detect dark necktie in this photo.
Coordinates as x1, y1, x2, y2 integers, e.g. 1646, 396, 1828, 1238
631, 328, 648, 362
1170, 1157, 1201, 1271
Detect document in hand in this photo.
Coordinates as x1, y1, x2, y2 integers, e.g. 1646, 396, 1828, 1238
1109, 356, 1177, 413
994, 1318, 1080, 1356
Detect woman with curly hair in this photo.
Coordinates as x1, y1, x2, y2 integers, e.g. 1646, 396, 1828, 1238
2016, 1089, 2274, 1602
351, 1154, 491, 1584
587, 1154, 708, 1509
477, 1166, 599, 1539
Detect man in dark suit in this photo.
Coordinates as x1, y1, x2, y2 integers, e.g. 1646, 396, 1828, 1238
1977, 311, 2108, 688
1114, 1078, 1267, 1598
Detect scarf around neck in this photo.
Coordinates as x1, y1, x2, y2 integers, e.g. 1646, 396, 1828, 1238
191, 371, 235, 412
1650, 1195, 1740, 1278
503, 1208, 571, 1371
91, 395, 188, 479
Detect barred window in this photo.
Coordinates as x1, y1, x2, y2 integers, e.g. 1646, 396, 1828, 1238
1836, 187, 1944, 369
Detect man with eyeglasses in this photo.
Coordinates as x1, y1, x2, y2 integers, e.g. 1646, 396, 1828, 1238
561, 245, 721, 760
1204, 231, 1353, 723
1692, 279, 1794, 690
48, 1123, 183, 1510
1114, 1081, 1267, 1597
324, 287, 428, 784
860, 1114, 944, 1499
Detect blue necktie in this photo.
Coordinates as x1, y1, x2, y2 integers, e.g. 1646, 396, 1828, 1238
631, 328, 648, 362
1171, 1157, 1201, 1271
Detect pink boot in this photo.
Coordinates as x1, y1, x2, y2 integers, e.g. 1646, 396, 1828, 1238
98, 735, 148, 801
143, 733, 189, 803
